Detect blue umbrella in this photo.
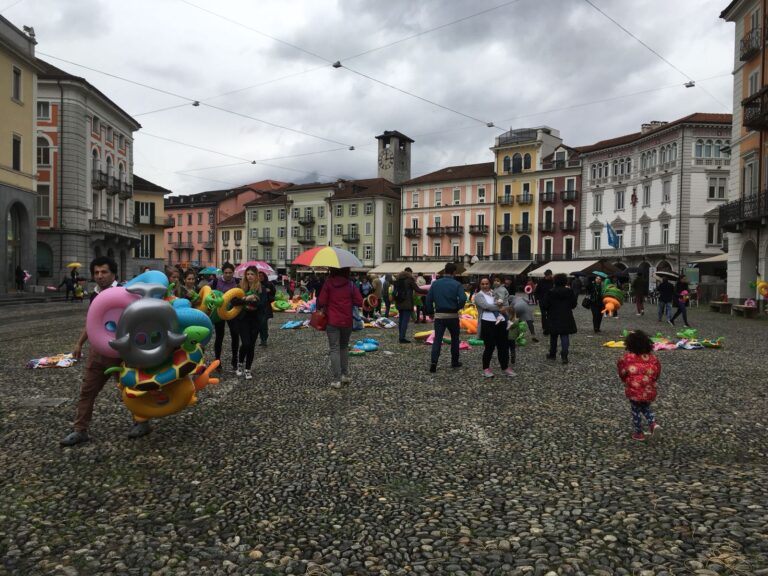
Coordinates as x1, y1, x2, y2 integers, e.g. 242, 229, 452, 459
199, 266, 221, 275
592, 271, 609, 278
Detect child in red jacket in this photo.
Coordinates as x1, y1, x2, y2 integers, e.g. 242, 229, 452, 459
617, 330, 661, 441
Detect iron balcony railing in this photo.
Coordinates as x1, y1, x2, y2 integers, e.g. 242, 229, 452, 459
91, 170, 108, 189
298, 216, 315, 226
468, 224, 489, 235
540, 192, 557, 203
539, 222, 556, 232
742, 88, 768, 130
258, 236, 274, 245
515, 223, 531, 233
516, 194, 534, 205
444, 226, 464, 236
497, 224, 513, 234
719, 190, 768, 232
426, 226, 445, 236
404, 227, 422, 237
560, 221, 578, 231
342, 233, 360, 243
297, 235, 316, 244
560, 190, 579, 202
497, 195, 514, 206
740, 26, 762, 61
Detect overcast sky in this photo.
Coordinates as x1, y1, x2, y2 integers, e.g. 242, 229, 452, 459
4, 0, 736, 194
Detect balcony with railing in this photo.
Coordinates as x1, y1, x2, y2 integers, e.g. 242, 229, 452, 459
342, 233, 360, 243
497, 195, 514, 206
579, 244, 679, 259
560, 221, 578, 231
90, 218, 141, 242
444, 226, 464, 236
540, 192, 557, 203
134, 214, 174, 228
515, 223, 531, 233
720, 190, 768, 232
203, 240, 215, 249
516, 194, 534, 206
106, 176, 120, 195
118, 182, 133, 200
164, 217, 175, 227
298, 216, 315, 226
91, 170, 108, 189
404, 227, 422, 237
169, 241, 194, 250
497, 224, 513, 234
740, 26, 762, 61
426, 226, 445, 236
560, 190, 579, 202
297, 235, 316, 245
539, 221, 556, 233
258, 236, 274, 245
742, 88, 768, 130
541, 159, 582, 170
469, 224, 489, 235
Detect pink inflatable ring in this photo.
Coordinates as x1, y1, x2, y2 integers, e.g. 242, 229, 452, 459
86, 287, 140, 357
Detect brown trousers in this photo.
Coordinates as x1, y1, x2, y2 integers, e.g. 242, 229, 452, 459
73, 350, 122, 432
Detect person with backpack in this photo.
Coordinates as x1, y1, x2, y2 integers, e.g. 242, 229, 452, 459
393, 267, 427, 343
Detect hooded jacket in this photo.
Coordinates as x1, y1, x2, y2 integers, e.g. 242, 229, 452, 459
541, 285, 577, 335
318, 275, 364, 328
618, 352, 660, 402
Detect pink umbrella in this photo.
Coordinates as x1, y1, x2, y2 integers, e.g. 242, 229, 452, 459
234, 261, 276, 279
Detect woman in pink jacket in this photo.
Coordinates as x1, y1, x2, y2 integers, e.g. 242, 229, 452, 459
317, 267, 363, 389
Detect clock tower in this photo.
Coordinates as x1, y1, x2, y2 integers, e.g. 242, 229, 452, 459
375, 130, 413, 184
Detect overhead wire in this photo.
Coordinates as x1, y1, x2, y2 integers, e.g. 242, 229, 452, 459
581, 0, 730, 110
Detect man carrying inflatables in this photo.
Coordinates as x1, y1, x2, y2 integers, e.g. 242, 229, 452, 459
61, 257, 152, 446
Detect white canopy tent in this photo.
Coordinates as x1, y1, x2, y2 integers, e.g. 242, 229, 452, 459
527, 260, 617, 277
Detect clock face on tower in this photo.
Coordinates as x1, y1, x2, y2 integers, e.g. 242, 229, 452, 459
378, 148, 394, 169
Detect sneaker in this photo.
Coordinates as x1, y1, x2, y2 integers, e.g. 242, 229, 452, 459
546, 354, 556, 360
667, 319, 674, 326
127, 421, 152, 439
60, 430, 90, 447
235, 364, 244, 377
631, 432, 646, 441
451, 362, 462, 369
531, 337, 539, 343
341, 374, 351, 384
649, 422, 661, 435
503, 367, 516, 377
329, 381, 342, 389
429, 364, 437, 373
562, 357, 569, 365
399, 339, 411, 344
244, 369, 253, 380
636, 313, 642, 316
483, 369, 494, 378
259, 341, 267, 347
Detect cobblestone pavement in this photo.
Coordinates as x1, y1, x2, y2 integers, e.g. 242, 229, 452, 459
1, 301, 766, 575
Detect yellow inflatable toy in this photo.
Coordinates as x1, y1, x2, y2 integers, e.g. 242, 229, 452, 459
602, 340, 626, 348
121, 361, 220, 421
217, 288, 245, 321
757, 280, 768, 298
414, 330, 433, 340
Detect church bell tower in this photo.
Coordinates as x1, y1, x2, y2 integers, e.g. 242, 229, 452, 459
375, 131, 413, 184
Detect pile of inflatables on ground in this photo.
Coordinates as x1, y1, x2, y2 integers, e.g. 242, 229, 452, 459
602, 328, 724, 351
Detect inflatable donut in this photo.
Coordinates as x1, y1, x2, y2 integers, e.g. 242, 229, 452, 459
194, 285, 212, 312
105, 341, 206, 390
121, 375, 197, 421
524, 285, 533, 294
217, 288, 245, 321
86, 287, 141, 357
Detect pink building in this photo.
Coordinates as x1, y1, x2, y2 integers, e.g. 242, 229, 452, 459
401, 163, 495, 261
164, 180, 288, 268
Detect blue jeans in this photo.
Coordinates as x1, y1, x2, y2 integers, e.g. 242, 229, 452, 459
549, 333, 570, 357
399, 309, 411, 341
431, 317, 461, 366
657, 301, 672, 321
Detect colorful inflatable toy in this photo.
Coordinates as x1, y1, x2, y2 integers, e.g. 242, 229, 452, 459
600, 281, 625, 316
217, 288, 245, 320
85, 287, 141, 357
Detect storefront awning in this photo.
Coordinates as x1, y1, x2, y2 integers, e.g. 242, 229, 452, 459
690, 253, 728, 264
368, 262, 463, 275
465, 260, 532, 276
527, 260, 618, 277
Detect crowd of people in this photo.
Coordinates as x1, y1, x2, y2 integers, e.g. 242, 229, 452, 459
60, 259, 672, 446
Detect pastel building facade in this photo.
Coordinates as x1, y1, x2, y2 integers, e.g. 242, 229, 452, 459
400, 162, 495, 261
491, 127, 562, 260
578, 113, 732, 275
0, 16, 40, 292
720, 0, 768, 300
36, 58, 142, 284
537, 146, 582, 260
218, 210, 246, 266
132, 175, 172, 273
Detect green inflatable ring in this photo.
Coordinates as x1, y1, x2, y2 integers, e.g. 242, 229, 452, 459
468, 338, 484, 346
276, 300, 291, 310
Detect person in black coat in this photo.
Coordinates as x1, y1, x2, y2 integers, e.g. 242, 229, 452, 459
588, 275, 605, 333
533, 269, 554, 335
541, 273, 578, 364
256, 271, 276, 345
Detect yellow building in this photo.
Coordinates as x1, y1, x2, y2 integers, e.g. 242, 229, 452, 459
133, 175, 172, 273
491, 127, 562, 260
0, 16, 42, 292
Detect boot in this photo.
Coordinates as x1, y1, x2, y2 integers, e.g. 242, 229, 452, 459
561, 352, 569, 365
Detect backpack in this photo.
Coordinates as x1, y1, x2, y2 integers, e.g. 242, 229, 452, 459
393, 278, 408, 302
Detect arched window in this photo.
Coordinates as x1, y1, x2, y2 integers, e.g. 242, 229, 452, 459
92, 149, 100, 173
714, 140, 722, 158
591, 164, 597, 180
523, 153, 531, 170
641, 153, 646, 169
613, 160, 618, 176
37, 137, 50, 166
626, 157, 632, 173
597, 164, 603, 178
106, 156, 113, 177
619, 159, 625, 175
118, 163, 125, 183
503, 155, 511, 172
652, 150, 657, 165
723, 140, 730, 157
704, 139, 712, 157
695, 139, 703, 157
512, 153, 522, 173
671, 143, 677, 161
660, 147, 667, 164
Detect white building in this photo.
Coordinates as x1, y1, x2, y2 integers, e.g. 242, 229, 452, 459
577, 113, 732, 277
